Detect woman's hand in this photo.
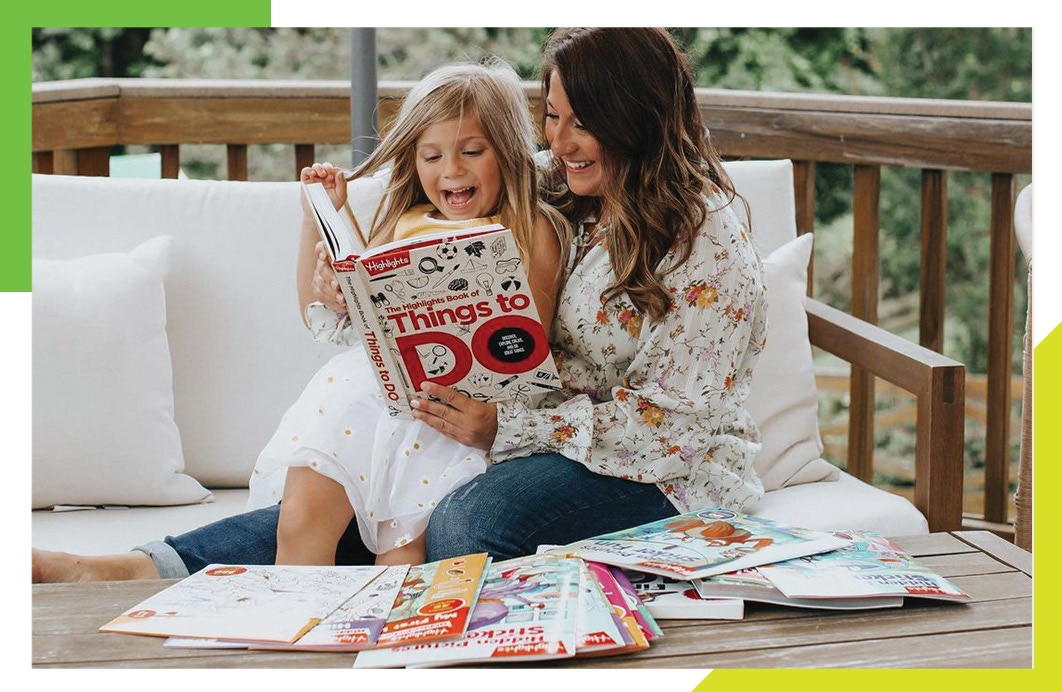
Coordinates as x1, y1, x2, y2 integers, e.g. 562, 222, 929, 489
300, 162, 348, 215
411, 382, 499, 452
311, 240, 346, 312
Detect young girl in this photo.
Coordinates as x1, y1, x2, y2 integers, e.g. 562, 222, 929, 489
246, 60, 566, 567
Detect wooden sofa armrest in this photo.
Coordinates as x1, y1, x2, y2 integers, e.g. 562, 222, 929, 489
806, 298, 965, 532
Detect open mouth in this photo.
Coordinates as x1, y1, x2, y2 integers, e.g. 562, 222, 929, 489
443, 186, 476, 208
564, 160, 595, 172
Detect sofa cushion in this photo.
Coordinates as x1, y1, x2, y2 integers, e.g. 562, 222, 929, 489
748, 470, 929, 536
745, 233, 838, 490
32, 236, 211, 508
723, 161, 835, 490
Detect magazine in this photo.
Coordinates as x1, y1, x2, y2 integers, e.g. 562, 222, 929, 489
623, 570, 745, 620
303, 182, 561, 418
553, 507, 852, 580
249, 564, 410, 651
354, 554, 582, 668
583, 561, 651, 654
609, 566, 664, 639
374, 552, 491, 649
693, 566, 904, 610
574, 559, 631, 655
99, 564, 386, 643
756, 531, 972, 603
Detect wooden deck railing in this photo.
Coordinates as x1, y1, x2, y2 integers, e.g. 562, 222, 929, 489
31, 78, 1033, 532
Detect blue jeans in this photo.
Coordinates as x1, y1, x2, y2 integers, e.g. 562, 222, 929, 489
137, 453, 677, 577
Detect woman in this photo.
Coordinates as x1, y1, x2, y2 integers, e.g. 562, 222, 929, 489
33, 27, 766, 582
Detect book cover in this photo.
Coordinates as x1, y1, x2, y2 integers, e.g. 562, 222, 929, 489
574, 559, 630, 656
99, 564, 386, 643
694, 566, 904, 610
303, 182, 561, 419
374, 552, 491, 649
250, 564, 410, 651
623, 570, 745, 620
583, 561, 651, 654
354, 554, 582, 668
757, 531, 973, 603
555, 507, 851, 580
609, 566, 664, 639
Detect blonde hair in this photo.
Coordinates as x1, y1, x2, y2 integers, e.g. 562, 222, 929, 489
348, 59, 567, 270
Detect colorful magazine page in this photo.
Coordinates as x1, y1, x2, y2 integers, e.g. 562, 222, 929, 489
574, 559, 630, 655
623, 570, 744, 620
609, 566, 664, 639
584, 561, 650, 653
354, 554, 582, 668
99, 564, 386, 643
249, 564, 410, 651
758, 531, 973, 603
374, 553, 490, 649
694, 566, 904, 610
555, 507, 851, 580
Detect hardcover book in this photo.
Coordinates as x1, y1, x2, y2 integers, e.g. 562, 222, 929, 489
304, 182, 561, 418
554, 507, 851, 580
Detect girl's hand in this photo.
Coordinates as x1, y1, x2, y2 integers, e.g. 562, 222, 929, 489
311, 240, 346, 312
411, 382, 498, 451
300, 162, 348, 215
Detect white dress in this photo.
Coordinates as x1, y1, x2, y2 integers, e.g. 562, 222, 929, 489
246, 206, 499, 554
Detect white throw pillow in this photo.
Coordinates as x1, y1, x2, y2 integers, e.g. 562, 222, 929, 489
745, 233, 840, 490
32, 236, 212, 509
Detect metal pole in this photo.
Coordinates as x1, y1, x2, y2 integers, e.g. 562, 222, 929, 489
350, 28, 379, 167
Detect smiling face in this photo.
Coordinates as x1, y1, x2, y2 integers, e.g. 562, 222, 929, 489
544, 71, 604, 199
414, 114, 503, 221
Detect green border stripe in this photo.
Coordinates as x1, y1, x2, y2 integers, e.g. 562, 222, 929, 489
11, 1, 272, 293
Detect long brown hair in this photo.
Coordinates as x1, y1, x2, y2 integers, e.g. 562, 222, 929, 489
347, 59, 567, 269
541, 27, 739, 321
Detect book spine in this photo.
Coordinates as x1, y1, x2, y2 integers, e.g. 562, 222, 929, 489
336, 262, 415, 418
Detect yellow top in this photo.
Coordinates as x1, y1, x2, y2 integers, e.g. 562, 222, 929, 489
393, 204, 502, 241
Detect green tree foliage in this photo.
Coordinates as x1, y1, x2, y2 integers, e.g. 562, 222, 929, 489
32, 28, 162, 81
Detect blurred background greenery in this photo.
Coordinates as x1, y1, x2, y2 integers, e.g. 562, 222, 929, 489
32, 27, 1032, 499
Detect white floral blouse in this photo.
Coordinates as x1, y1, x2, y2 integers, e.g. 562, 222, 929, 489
490, 184, 768, 514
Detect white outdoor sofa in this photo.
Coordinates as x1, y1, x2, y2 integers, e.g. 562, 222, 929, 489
32, 159, 959, 556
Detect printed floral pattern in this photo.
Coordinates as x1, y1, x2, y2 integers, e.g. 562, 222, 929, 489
491, 189, 768, 513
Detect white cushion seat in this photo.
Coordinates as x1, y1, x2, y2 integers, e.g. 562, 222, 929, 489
31, 160, 929, 557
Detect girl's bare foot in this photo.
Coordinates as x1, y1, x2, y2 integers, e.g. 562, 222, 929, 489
32, 548, 160, 583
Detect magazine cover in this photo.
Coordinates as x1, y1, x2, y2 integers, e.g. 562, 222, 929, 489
623, 570, 744, 620
555, 507, 852, 580
250, 564, 410, 651
757, 531, 973, 602
584, 561, 651, 653
304, 183, 561, 419
99, 564, 386, 643
609, 566, 664, 639
693, 566, 904, 611
374, 552, 490, 649
356, 225, 561, 417
574, 559, 631, 656
354, 554, 582, 668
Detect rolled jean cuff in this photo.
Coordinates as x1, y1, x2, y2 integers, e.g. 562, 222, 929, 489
133, 540, 190, 579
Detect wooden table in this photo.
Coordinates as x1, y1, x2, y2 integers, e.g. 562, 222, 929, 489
32, 530, 1032, 669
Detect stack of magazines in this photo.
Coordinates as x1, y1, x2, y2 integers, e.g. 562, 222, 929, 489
100, 507, 971, 668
